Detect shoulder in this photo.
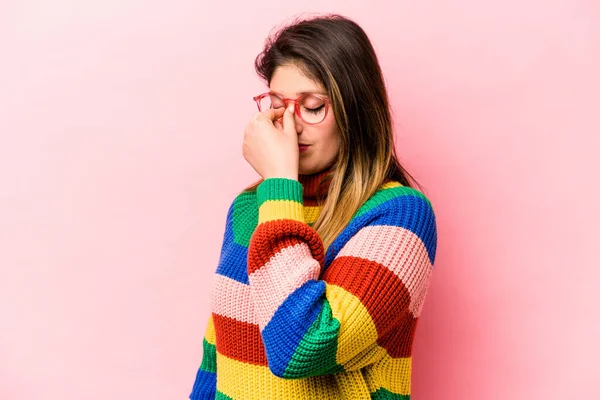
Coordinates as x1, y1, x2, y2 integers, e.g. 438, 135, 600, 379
231, 188, 258, 211
221, 189, 259, 247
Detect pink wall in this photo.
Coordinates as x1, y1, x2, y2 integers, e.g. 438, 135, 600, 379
1, 1, 598, 399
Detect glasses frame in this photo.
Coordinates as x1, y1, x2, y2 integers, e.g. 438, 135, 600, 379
252, 91, 332, 125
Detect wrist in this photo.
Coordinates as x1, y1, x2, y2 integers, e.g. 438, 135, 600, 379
263, 172, 298, 180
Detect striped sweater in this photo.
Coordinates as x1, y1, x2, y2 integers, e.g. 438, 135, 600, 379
189, 167, 437, 399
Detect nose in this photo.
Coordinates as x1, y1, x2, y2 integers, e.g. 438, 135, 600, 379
294, 111, 303, 135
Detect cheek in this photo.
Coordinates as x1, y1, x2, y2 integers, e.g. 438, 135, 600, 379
320, 111, 340, 146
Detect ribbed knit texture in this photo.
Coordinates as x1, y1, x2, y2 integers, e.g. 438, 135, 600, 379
189, 167, 437, 400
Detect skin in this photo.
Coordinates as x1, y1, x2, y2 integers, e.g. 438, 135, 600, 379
243, 64, 341, 180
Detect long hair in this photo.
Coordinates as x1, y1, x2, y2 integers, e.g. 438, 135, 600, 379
242, 13, 421, 253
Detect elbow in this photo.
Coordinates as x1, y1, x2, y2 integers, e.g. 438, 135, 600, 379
267, 360, 301, 379
268, 363, 287, 379
263, 341, 312, 379
266, 357, 313, 380
267, 357, 338, 380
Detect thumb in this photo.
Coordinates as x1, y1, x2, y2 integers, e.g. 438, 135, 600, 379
282, 104, 297, 136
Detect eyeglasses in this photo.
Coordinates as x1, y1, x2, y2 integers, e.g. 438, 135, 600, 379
252, 91, 331, 125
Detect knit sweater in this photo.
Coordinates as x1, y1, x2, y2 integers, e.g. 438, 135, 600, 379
189, 167, 437, 400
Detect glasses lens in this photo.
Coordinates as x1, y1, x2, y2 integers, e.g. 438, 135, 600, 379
299, 95, 326, 124
259, 94, 285, 111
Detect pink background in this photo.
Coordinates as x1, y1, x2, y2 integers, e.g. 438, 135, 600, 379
1, 1, 598, 399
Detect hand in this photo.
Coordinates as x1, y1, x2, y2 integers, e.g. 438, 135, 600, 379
242, 104, 299, 180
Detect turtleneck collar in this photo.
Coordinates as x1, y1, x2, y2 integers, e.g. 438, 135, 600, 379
298, 165, 334, 201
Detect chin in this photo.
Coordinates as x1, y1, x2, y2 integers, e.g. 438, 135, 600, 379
299, 162, 317, 175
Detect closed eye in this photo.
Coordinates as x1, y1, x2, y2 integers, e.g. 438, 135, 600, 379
304, 105, 325, 114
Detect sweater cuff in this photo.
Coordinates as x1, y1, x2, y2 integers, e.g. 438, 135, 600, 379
256, 178, 305, 224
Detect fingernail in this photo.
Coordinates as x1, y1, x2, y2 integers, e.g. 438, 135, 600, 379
288, 104, 295, 113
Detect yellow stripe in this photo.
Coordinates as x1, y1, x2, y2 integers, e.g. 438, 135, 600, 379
325, 283, 412, 395
332, 369, 372, 398
204, 314, 216, 345
216, 353, 340, 400
258, 199, 304, 224
380, 181, 402, 190
364, 353, 412, 395
325, 284, 380, 369
304, 205, 321, 225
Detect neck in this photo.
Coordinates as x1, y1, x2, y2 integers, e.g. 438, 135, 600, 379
298, 165, 334, 201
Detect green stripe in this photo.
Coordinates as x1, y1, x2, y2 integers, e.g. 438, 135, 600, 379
371, 387, 410, 399
354, 186, 430, 219
232, 191, 258, 247
199, 338, 217, 373
215, 390, 234, 400
256, 178, 303, 207
283, 299, 345, 378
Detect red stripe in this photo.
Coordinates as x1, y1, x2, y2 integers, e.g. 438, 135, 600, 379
323, 255, 416, 357
377, 314, 419, 358
212, 313, 268, 365
247, 219, 324, 275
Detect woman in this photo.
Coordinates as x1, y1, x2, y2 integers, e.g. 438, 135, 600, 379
190, 13, 437, 400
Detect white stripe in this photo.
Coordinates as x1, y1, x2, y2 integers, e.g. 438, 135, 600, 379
211, 274, 255, 324
336, 225, 433, 317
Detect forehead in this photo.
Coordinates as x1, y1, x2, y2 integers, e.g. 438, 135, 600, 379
269, 64, 327, 97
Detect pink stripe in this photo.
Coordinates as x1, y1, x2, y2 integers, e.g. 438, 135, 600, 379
248, 242, 321, 330
211, 274, 255, 324
337, 225, 433, 317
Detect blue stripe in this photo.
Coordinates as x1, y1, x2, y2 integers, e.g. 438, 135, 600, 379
261, 279, 326, 377
211, 198, 251, 284
326, 194, 437, 268
189, 369, 216, 400
215, 241, 249, 284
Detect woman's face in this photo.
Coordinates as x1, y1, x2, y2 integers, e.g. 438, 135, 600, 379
269, 64, 341, 175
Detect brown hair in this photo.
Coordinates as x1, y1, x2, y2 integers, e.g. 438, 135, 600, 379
242, 13, 421, 253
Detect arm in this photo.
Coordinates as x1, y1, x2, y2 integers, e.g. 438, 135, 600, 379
247, 178, 437, 379
189, 200, 238, 399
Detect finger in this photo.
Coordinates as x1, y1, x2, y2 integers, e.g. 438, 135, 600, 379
274, 118, 283, 130
282, 104, 296, 136
262, 106, 286, 121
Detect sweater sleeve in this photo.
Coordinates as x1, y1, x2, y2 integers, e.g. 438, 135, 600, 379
247, 177, 437, 379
